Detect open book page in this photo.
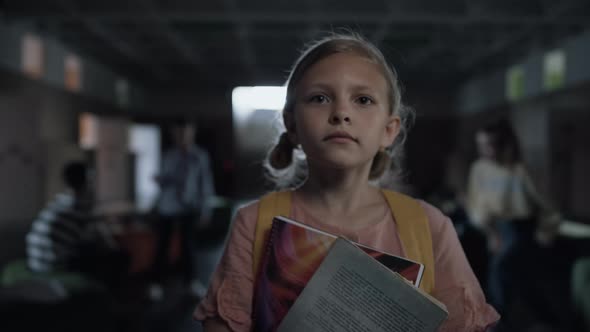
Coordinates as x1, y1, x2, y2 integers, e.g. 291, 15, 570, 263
253, 216, 425, 332
277, 238, 448, 332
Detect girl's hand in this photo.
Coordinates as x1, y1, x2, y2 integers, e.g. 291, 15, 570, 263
535, 212, 562, 247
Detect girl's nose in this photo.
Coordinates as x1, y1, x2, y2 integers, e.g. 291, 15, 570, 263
329, 114, 351, 124
328, 103, 352, 125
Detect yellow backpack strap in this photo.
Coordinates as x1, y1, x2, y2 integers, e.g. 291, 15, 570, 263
382, 189, 435, 294
253, 191, 292, 277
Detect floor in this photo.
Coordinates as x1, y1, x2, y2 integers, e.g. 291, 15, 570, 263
1, 220, 588, 331
0, 243, 225, 332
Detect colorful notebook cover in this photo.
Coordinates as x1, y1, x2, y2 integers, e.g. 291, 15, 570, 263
252, 215, 424, 332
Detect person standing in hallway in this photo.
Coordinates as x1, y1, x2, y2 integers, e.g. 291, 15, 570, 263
151, 120, 216, 299
466, 118, 562, 331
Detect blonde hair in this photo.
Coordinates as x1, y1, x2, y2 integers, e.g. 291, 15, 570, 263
265, 32, 414, 188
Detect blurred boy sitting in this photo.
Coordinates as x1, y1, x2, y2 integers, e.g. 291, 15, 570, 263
26, 161, 127, 288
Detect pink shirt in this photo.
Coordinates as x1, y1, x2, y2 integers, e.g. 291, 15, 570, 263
194, 195, 499, 331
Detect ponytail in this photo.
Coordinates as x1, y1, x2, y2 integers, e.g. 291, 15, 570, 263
268, 132, 295, 170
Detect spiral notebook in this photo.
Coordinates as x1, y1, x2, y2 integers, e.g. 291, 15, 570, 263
252, 215, 424, 332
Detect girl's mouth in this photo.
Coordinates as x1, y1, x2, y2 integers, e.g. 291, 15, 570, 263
323, 132, 358, 143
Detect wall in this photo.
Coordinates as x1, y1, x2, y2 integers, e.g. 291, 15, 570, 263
94, 116, 132, 206
550, 109, 590, 220
0, 70, 124, 266
403, 85, 458, 197
0, 93, 42, 224
0, 20, 146, 110
457, 29, 590, 114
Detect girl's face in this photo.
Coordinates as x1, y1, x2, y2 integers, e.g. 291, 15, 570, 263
288, 52, 400, 174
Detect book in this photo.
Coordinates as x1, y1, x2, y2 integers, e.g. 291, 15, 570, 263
278, 238, 448, 332
252, 215, 426, 332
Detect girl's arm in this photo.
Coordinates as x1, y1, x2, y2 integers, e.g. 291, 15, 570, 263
203, 318, 232, 332
421, 201, 500, 331
193, 203, 258, 331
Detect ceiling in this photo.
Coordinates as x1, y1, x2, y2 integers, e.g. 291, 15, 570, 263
3, 0, 590, 90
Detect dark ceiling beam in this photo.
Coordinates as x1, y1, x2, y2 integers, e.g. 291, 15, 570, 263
458, 0, 589, 72
60, 26, 443, 43
222, 0, 257, 82
402, 30, 446, 67
14, 11, 590, 26
371, 20, 391, 47
400, 0, 477, 68
236, 27, 257, 69
372, 2, 409, 47
458, 27, 538, 72
133, 0, 202, 70
303, 0, 321, 41
54, 0, 170, 81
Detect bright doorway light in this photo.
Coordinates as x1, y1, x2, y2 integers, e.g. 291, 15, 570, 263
232, 86, 286, 154
129, 125, 160, 212
232, 86, 286, 122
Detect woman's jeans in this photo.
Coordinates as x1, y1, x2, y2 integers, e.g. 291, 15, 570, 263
488, 219, 539, 318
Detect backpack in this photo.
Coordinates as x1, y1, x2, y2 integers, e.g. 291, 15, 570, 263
253, 190, 435, 294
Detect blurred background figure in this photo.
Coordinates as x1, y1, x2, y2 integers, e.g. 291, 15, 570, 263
466, 118, 563, 331
0, 160, 129, 332
150, 120, 216, 300
26, 160, 128, 290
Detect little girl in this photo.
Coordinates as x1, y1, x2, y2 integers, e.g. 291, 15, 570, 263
195, 33, 499, 332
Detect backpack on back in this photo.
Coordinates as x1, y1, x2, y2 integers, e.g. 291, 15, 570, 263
253, 190, 435, 294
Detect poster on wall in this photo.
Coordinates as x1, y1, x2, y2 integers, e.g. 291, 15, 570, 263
21, 33, 44, 79
505, 65, 524, 101
543, 49, 566, 91
65, 54, 82, 92
79, 112, 98, 150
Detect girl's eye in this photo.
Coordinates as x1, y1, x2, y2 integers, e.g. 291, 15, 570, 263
309, 95, 329, 103
357, 96, 373, 105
